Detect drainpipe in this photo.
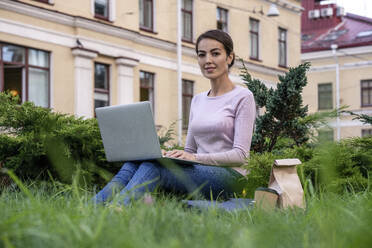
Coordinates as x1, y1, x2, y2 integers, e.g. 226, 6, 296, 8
177, 0, 182, 145
331, 44, 340, 141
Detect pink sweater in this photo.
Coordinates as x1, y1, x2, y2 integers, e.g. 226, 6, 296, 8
184, 86, 256, 176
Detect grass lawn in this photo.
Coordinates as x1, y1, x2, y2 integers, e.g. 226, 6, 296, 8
1, 180, 372, 248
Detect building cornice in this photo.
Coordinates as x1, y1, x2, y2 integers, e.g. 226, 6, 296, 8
302, 45, 372, 61
202, 0, 303, 14
308, 60, 372, 73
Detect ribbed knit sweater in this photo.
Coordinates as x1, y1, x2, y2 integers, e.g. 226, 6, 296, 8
184, 85, 256, 176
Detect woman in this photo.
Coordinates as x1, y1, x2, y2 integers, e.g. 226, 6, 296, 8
93, 30, 256, 205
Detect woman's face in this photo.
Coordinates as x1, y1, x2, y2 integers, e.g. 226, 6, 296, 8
197, 38, 233, 80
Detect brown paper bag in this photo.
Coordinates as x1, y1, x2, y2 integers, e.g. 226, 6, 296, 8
254, 187, 279, 211
268, 159, 305, 209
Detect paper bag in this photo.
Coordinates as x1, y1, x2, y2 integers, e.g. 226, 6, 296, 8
254, 187, 279, 210
268, 159, 305, 209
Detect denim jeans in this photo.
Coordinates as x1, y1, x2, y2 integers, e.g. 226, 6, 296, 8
93, 161, 244, 205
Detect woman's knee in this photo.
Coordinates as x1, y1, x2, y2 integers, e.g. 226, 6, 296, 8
139, 161, 161, 173
119, 161, 139, 173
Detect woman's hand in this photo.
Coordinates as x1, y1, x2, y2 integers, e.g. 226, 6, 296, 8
165, 150, 196, 161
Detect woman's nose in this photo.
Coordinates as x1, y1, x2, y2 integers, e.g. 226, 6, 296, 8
205, 53, 212, 63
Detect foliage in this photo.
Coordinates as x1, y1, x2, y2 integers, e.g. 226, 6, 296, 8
242, 144, 315, 197
304, 137, 372, 194
242, 136, 372, 196
0, 92, 119, 187
344, 110, 372, 125
241, 62, 311, 153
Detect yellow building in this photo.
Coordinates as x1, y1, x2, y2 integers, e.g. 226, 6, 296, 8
301, 0, 372, 140
0, 0, 302, 142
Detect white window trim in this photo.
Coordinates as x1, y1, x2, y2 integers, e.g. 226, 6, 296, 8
109, 0, 116, 22
91, 0, 116, 22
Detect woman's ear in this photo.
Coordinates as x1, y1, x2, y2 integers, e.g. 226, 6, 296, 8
227, 52, 234, 65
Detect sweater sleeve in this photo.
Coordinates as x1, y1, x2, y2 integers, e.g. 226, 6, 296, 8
194, 93, 256, 166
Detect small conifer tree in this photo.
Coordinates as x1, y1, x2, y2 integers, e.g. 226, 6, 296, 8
240, 62, 311, 153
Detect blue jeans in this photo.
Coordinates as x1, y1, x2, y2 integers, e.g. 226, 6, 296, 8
93, 161, 244, 205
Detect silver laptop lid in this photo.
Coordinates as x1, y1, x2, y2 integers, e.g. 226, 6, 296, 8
95, 102, 162, 162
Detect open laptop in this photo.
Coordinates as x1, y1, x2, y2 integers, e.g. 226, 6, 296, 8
95, 101, 198, 166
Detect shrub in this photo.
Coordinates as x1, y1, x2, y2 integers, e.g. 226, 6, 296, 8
0, 93, 121, 187
241, 62, 311, 153
303, 137, 372, 194
243, 137, 372, 197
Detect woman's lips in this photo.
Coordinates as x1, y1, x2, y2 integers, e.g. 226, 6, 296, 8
205, 67, 216, 73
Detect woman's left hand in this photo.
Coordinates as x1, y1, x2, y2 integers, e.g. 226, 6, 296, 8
165, 150, 196, 161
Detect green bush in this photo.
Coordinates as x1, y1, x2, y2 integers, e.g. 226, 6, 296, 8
303, 137, 372, 194
0, 93, 119, 187
243, 137, 372, 197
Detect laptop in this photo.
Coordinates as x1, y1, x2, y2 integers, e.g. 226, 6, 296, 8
95, 101, 198, 166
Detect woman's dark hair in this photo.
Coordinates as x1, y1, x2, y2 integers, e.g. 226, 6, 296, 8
195, 29, 235, 68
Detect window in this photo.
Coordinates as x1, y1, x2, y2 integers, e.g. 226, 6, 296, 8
94, 63, 110, 110
182, 79, 194, 130
139, 0, 153, 31
182, 0, 193, 42
318, 129, 334, 142
140, 71, 155, 112
95, 0, 109, 20
318, 83, 333, 110
278, 28, 287, 67
361, 80, 372, 107
217, 7, 228, 32
0, 43, 50, 107
362, 129, 372, 137
250, 19, 259, 60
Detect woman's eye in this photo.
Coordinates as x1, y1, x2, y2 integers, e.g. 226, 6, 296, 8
212, 52, 220, 56
198, 53, 205, 58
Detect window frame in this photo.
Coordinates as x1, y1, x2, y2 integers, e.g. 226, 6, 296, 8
139, 70, 155, 113
181, 0, 193, 43
0, 42, 50, 108
249, 18, 260, 61
361, 79, 372, 107
318, 83, 333, 110
217, 7, 228, 33
278, 27, 287, 68
94, 62, 110, 112
182, 79, 194, 130
139, 0, 154, 32
94, 0, 110, 21
362, 129, 372, 137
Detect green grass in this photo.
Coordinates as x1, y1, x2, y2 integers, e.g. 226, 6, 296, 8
1, 180, 372, 248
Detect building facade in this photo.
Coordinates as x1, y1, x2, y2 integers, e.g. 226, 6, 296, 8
301, 0, 372, 140
0, 0, 302, 142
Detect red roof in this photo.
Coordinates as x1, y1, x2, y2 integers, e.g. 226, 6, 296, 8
301, 6, 372, 53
